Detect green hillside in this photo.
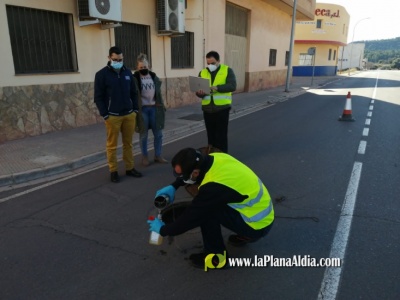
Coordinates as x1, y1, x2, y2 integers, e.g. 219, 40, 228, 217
361, 37, 400, 66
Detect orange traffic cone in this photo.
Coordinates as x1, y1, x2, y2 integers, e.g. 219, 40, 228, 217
338, 91, 355, 121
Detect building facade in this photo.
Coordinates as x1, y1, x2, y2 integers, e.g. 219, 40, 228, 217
337, 42, 366, 71
292, 2, 349, 76
0, 0, 315, 142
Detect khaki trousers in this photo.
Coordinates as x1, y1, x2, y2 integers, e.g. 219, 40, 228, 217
105, 113, 136, 172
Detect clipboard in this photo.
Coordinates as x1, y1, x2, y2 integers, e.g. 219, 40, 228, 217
189, 76, 210, 93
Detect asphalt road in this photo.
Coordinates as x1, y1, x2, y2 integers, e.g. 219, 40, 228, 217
0, 70, 399, 300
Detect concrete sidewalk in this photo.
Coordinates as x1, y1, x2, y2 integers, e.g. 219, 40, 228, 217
0, 75, 342, 188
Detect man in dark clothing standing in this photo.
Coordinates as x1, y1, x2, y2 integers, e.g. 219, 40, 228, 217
195, 51, 236, 153
94, 46, 142, 183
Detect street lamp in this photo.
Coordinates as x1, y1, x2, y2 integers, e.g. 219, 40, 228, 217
285, 0, 297, 92
348, 17, 370, 75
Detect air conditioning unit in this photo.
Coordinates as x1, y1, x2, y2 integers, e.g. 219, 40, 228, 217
78, 0, 122, 22
157, 0, 185, 35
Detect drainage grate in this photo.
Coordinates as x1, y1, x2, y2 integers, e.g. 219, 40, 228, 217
178, 114, 204, 121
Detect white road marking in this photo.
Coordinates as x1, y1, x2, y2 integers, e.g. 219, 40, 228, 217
318, 162, 363, 300
365, 119, 371, 126
369, 105, 374, 110
367, 111, 372, 117
371, 100, 375, 104
362, 128, 369, 136
358, 141, 367, 154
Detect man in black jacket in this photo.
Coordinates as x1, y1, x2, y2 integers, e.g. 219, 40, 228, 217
94, 46, 142, 183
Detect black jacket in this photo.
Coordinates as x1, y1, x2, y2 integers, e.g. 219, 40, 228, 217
94, 63, 139, 118
160, 155, 247, 237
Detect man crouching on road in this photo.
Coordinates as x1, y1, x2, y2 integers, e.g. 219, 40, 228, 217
147, 147, 274, 269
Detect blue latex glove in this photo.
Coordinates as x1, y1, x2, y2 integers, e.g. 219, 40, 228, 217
147, 218, 165, 234
155, 185, 176, 204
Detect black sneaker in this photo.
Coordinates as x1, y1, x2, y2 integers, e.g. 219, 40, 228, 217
189, 252, 229, 270
126, 168, 142, 178
110, 171, 120, 183
228, 235, 258, 247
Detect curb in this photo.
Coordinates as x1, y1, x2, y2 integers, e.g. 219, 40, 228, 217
0, 83, 324, 188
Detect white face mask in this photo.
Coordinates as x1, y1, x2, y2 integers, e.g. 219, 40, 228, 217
207, 64, 217, 72
183, 177, 197, 185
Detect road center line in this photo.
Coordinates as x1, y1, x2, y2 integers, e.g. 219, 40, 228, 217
365, 119, 371, 125
367, 111, 372, 117
358, 141, 367, 154
362, 128, 369, 136
318, 162, 363, 300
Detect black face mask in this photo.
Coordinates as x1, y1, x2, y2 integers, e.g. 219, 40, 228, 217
139, 69, 149, 75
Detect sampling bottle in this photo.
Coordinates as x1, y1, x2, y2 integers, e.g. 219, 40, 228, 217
148, 215, 163, 245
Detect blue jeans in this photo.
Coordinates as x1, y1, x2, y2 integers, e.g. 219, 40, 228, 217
139, 106, 163, 157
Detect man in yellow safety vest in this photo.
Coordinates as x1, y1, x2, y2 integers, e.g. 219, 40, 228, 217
147, 148, 274, 270
195, 51, 236, 153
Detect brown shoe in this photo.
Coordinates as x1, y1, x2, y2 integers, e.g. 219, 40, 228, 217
142, 156, 149, 167
154, 156, 168, 164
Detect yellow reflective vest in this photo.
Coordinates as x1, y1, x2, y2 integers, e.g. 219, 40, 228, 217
200, 64, 232, 106
199, 153, 274, 229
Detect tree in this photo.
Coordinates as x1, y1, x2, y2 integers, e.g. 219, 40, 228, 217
391, 58, 400, 69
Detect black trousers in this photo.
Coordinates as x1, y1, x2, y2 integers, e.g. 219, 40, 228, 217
200, 205, 274, 254
203, 108, 230, 153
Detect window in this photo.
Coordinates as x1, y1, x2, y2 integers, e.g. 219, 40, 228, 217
226, 3, 248, 37
316, 19, 322, 29
299, 54, 313, 66
115, 22, 151, 70
6, 5, 78, 74
269, 49, 277, 66
171, 31, 194, 69
285, 51, 290, 66
328, 49, 332, 60
333, 50, 337, 60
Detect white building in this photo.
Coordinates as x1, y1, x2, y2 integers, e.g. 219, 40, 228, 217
337, 42, 366, 71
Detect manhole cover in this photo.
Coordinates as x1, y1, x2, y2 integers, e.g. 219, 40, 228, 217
179, 114, 203, 121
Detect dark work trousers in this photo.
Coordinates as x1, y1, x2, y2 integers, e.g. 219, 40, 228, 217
200, 205, 274, 254
203, 107, 230, 153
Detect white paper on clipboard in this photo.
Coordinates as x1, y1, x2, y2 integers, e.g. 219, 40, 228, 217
189, 76, 210, 93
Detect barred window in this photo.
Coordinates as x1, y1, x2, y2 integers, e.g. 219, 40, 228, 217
269, 49, 277, 66
171, 31, 194, 69
225, 3, 248, 37
6, 5, 78, 74
316, 19, 322, 29
115, 22, 151, 70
